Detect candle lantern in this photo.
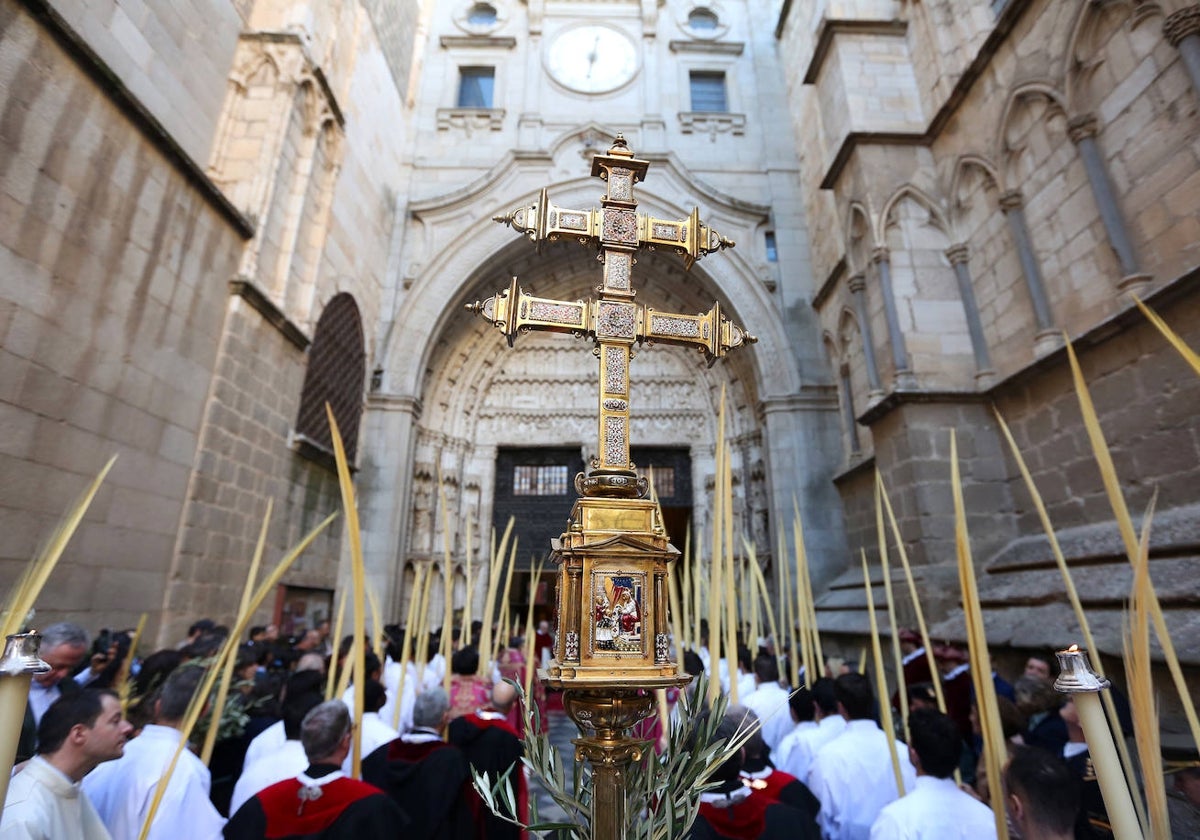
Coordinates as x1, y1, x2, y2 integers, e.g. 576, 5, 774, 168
469, 132, 753, 840
0, 633, 50, 806
1054, 646, 1144, 840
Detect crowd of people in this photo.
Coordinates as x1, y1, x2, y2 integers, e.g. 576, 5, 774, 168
1, 617, 1197, 839
0, 618, 536, 839
682, 625, 1200, 839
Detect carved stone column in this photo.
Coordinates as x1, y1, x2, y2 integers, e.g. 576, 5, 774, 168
944, 243, 994, 383
871, 247, 916, 389
1067, 114, 1150, 294
847, 273, 885, 400
999, 190, 1060, 357
838, 366, 861, 456
1165, 5, 1200, 96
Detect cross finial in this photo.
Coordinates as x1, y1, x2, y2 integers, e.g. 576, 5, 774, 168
607, 134, 633, 158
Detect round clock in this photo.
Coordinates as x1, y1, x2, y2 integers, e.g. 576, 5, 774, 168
546, 24, 639, 94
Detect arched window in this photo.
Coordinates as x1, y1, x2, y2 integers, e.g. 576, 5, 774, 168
688, 8, 719, 31
295, 293, 366, 464
468, 3, 497, 26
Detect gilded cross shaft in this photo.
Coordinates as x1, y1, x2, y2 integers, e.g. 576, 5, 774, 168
466, 135, 755, 498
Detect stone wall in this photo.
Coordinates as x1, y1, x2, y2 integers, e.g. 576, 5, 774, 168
0, 0, 414, 644
779, 0, 1200, 688
48, 0, 244, 165
0, 0, 244, 632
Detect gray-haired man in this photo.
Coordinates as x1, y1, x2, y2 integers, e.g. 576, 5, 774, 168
18, 622, 90, 763
362, 688, 482, 839
225, 701, 407, 838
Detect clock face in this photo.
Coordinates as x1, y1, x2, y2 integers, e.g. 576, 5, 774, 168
546, 25, 639, 94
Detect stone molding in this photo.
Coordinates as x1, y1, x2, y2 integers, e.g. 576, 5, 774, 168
1067, 113, 1099, 144
438, 35, 518, 50
1130, 1, 1163, 29
998, 190, 1024, 211
668, 39, 745, 56
847, 273, 866, 294
857, 388, 989, 427
677, 111, 747, 137
871, 246, 890, 264
801, 18, 908, 85
945, 243, 970, 265
813, 257, 847, 310
1164, 5, 1200, 47
759, 389, 840, 415
436, 107, 505, 133
229, 278, 310, 351
366, 393, 423, 418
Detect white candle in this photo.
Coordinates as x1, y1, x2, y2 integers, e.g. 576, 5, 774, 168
1055, 647, 1144, 840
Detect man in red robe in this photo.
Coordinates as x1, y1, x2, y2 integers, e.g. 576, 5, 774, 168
361, 687, 482, 839
448, 681, 528, 839
224, 700, 406, 839
687, 710, 820, 839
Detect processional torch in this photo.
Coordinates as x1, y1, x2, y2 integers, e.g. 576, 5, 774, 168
468, 134, 754, 840
0, 633, 50, 807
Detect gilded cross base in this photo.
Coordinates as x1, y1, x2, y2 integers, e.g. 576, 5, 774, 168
563, 689, 656, 840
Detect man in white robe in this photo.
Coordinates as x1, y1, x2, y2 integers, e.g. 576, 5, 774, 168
229, 670, 323, 815
340, 679, 399, 773
1, 688, 131, 839
807, 673, 917, 840
743, 655, 793, 753
83, 667, 224, 840
781, 677, 846, 783
772, 685, 817, 771
869, 708, 997, 839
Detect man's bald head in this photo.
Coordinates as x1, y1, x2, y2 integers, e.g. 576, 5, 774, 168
491, 681, 517, 714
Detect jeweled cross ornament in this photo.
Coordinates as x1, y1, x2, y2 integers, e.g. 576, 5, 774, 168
467, 135, 755, 498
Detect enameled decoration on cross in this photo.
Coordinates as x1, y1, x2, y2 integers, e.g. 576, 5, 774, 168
467, 134, 755, 498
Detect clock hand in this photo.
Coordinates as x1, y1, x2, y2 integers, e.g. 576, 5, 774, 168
585, 34, 600, 79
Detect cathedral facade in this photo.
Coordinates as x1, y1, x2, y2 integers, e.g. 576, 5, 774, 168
1, 0, 1197, 689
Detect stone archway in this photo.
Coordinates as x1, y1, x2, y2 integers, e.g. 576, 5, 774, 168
361, 143, 846, 618
406, 239, 766, 616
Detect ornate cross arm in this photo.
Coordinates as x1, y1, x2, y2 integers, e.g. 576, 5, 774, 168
641, 303, 756, 367
494, 193, 733, 270
493, 187, 599, 252
464, 276, 589, 346
640, 207, 734, 270
465, 279, 756, 367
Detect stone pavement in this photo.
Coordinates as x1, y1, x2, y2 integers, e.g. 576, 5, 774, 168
528, 708, 581, 836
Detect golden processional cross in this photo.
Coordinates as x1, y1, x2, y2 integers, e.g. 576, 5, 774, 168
467, 135, 756, 498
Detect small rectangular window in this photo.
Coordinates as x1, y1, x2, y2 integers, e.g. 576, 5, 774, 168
513, 464, 569, 495
651, 467, 675, 499
765, 231, 778, 262
457, 66, 495, 108
689, 71, 727, 113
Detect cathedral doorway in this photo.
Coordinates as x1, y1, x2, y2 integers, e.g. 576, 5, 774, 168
492, 446, 586, 569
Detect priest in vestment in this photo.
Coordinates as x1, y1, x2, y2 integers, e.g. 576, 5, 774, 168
447, 680, 527, 839
686, 709, 820, 840
224, 700, 406, 838
82, 666, 225, 840
1, 689, 131, 840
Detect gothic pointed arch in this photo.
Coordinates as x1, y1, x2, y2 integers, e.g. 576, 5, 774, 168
845, 202, 873, 273
879, 184, 951, 242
